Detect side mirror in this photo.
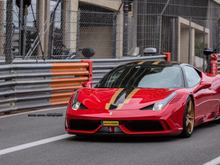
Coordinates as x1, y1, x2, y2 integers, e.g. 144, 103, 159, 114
200, 81, 211, 89
193, 81, 211, 93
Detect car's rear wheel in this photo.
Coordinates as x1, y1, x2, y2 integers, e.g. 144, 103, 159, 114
180, 98, 195, 138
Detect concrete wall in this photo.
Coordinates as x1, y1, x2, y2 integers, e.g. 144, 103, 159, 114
62, 0, 79, 52
179, 26, 190, 63
178, 17, 210, 65
62, 0, 123, 58
79, 26, 113, 58
80, 0, 121, 11
127, 1, 138, 56
36, 0, 50, 57
80, 0, 123, 58
116, 8, 124, 58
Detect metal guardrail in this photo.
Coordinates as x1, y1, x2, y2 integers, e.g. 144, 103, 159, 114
0, 61, 92, 114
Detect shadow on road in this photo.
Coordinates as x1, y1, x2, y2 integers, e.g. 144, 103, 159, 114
194, 120, 219, 132
65, 120, 220, 143
70, 135, 177, 143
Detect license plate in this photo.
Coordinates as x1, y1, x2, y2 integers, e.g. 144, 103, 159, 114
102, 121, 119, 127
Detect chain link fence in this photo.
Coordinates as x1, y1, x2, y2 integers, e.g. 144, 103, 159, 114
134, 0, 220, 68
0, 1, 5, 60
0, 0, 220, 63
50, 1, 123, 59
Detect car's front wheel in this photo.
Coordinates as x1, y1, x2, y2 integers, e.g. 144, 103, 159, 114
180, 98, 195, 138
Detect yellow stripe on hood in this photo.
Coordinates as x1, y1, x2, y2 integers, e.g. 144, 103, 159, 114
117, 89, 139, 109
105, 88, 124, 110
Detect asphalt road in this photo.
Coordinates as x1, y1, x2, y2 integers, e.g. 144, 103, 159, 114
0, 108, 220, 165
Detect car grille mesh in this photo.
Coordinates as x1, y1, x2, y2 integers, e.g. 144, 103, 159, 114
124, 120, 164, 132
69, 119, 100, 131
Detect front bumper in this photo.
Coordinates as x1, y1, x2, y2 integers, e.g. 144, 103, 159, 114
65, 110, 183, 136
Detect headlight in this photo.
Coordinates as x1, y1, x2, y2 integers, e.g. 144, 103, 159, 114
72, 101, 81, 110
72, 92, 87, 110
153, 92, 176, 111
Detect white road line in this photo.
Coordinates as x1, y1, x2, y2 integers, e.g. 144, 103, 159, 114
0, 134, 74, 156
204, 156, 220, 165
0, 107, 66, 119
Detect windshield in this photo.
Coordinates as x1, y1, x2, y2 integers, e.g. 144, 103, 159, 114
96, 65, 184, 89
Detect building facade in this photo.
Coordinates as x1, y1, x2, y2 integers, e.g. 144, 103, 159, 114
135, 0, 220, 65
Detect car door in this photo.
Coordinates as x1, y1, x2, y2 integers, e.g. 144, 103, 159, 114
182, 66, 217, 121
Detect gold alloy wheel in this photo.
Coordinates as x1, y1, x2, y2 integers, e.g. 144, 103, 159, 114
186, 100, 195, 134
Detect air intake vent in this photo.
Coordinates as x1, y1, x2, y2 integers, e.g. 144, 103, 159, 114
69, 119, 100, 131
124, 120, 163, 132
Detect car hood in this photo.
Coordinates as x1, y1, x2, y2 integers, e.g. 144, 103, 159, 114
76, 88, 177, 111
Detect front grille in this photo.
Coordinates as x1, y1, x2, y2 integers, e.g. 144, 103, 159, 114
124, 120, 164, 132
69, 119, 100, 131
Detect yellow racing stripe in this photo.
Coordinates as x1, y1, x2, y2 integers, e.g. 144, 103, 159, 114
117, 89, 139, 109
105, 88, 124, 110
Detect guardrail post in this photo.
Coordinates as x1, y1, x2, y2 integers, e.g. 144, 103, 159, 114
210, 53, 218, 75
164, 52, 171, 62
81, 60, 93, 88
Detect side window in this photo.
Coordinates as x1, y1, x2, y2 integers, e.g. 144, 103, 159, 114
183, 66, 201, 88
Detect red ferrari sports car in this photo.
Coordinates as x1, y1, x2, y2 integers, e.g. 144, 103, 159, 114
65, 61, 220, 137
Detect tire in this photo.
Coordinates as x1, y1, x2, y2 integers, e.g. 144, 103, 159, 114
180, 98, 195, 138
217, 105, 220, 123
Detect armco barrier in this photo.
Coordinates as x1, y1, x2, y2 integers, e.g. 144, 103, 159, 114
0, 61, 92, 114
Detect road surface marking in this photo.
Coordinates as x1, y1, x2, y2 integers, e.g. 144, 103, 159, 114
0, 107, 65, 119
0, 134, 74, 156
204, 156, 220, 165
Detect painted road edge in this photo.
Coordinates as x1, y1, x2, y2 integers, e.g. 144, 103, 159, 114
0, 134, 74, 156
203, 156, 220, 165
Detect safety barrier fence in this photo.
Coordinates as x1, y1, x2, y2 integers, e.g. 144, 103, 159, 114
0, 55, 167, 114
0, 61, 92, 114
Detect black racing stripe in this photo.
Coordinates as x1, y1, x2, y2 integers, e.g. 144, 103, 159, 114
109, 88, 135, 110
